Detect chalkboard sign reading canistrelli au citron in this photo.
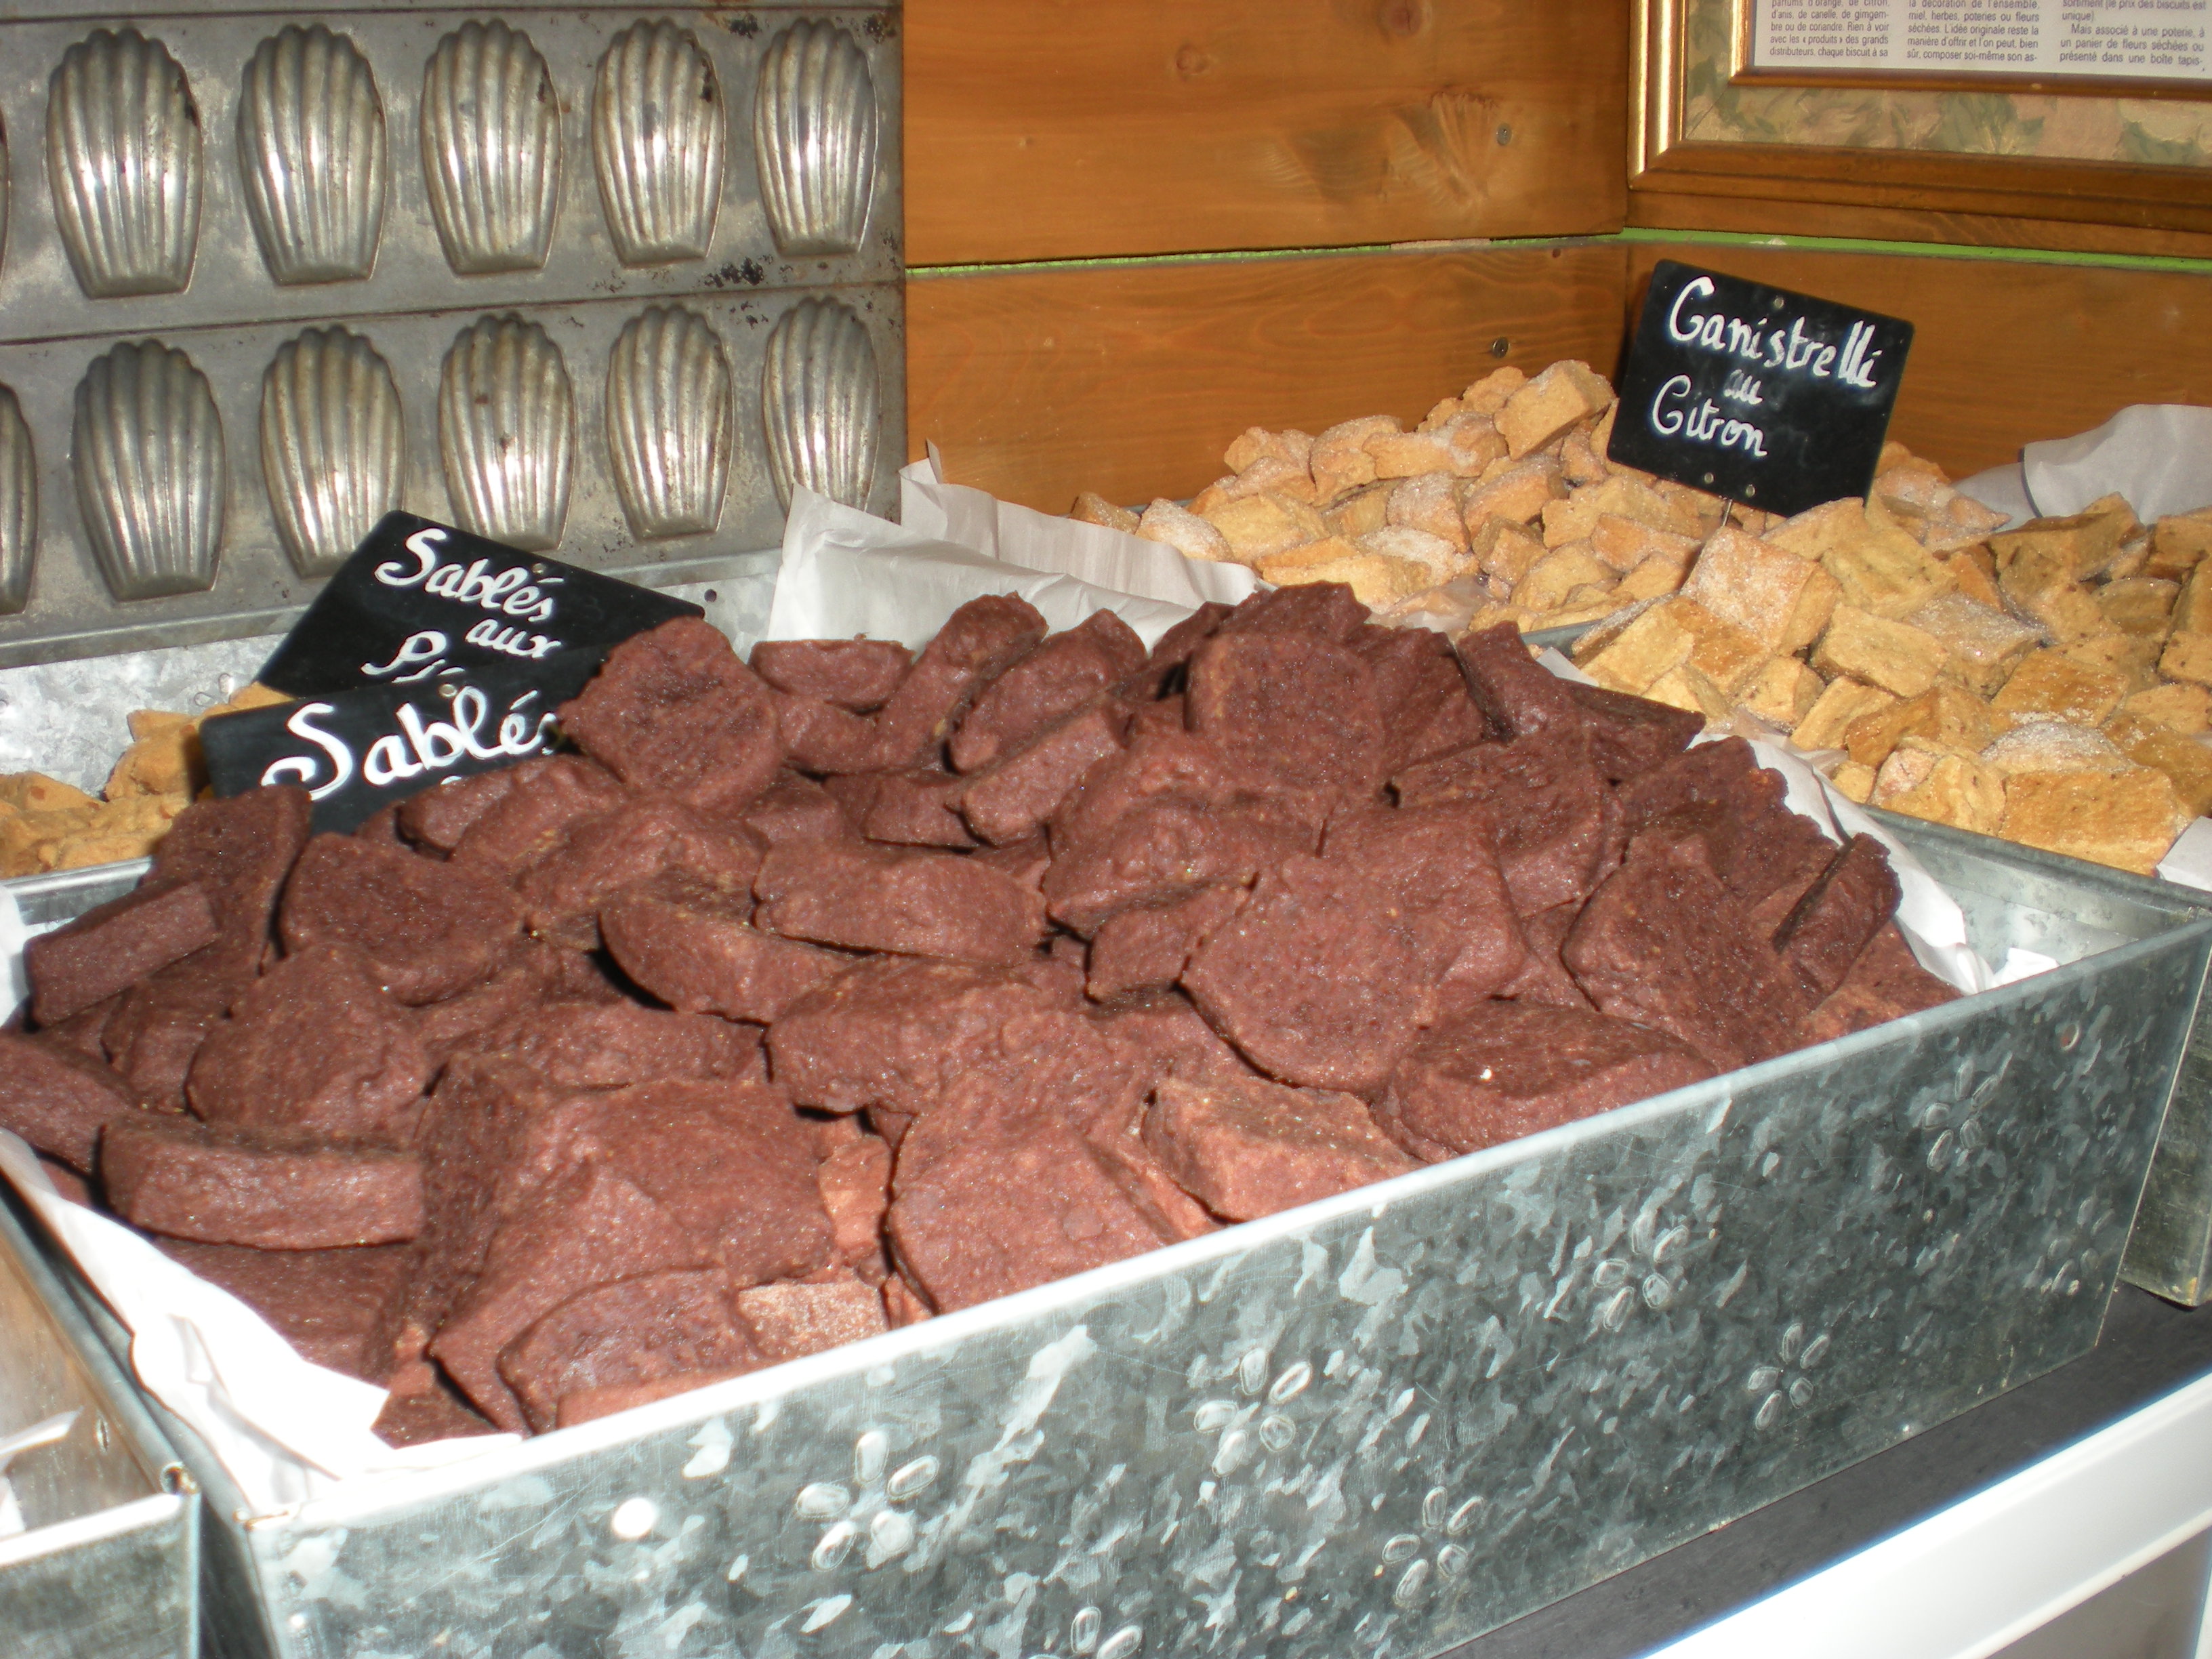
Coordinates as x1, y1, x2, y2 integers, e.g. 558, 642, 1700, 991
1607, 261, 1914, 520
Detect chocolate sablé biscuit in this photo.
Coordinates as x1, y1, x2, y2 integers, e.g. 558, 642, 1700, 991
861, 595, 1050, 770
100, 787, 312, 1109
1185, 629, 1388, 800
557, 615, 786, 813
1377, 1002, 1715, 1160
155, 1240, 414, 1384
445, 756, 629, 877
280, 834, 520, 1004
1086, 884, 1248, 1001
499, 1268, 767, 1434
1181, 853, 1439, 1094
1144, 1073, 1415, 1221
1042, 791, 1301, 932
102, 1114, 424, 1250
472, 1002, 764, 1090
737, 770, 856, 845
514, 795, 766, 950
1322, 799, 1528, 1004
957, 701, 1132, 846
754, 839, 1048, 965
0, 1031, 141, 1172
394, 762, 524, 854
749, 638, 912, 710
948, 608, 1144, 773
602, 877, 851, 1023
1773, 833, 1904, 1001
12, 599, 1957, 1441
1353, 624, 1496, 777
187, 943, 433, 1146
26, 879, 217, 1025
859, 767, 979, 848
735, 1274, 892, 1363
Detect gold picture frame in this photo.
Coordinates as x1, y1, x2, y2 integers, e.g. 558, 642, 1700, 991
1633, 0, 2212, 234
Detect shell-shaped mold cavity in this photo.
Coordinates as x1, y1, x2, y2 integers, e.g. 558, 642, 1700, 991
607, 306, 732, 539
46, 29, 205, 298
73, 340, 225, 600
438, 314, 574, 552
754, 20, 877, 257
260, 327, 403, 577
420, 21, 560, 276
760, 298, 878, 513
237, 25, 387, 285
0, 389, 37, 616
592, 20, 724, 266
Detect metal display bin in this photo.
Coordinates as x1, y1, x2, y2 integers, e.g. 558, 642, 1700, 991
5, 813, 2209, 1658
0, 1193, 198, 1659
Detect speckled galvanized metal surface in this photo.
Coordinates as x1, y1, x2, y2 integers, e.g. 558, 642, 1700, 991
0, 5, 900, 669
2125, 981, 2212, 1307
0, 1195, 197, 1659
1891, 809, 2212, 1317
12, 821, 2191, 1659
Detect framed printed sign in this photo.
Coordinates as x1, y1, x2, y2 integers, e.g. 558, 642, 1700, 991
1744, 0, 2211, 89
1633, 0, 2212, 241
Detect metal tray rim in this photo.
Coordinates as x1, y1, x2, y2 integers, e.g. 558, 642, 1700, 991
0, 1488, 186, 1572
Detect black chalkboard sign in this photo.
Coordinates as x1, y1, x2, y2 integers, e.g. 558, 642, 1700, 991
1607, 261, 1913, 519
256, 512, 701, 699
199, 649, 612, 834
213, 514, 703, 832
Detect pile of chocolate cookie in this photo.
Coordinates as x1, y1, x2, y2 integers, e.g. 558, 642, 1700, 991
0, 586, 1955, 1441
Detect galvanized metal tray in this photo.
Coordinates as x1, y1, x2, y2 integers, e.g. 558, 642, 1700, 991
0, 5, 902, 669
5, 815, 2206, 1659
0, 1191, 198, 1659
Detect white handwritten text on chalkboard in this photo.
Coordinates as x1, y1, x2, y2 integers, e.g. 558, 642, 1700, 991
259, 683, 558, 800
255, 512, 701, 705
1607, 262, 1912, 516
1647, 277, 1892, 464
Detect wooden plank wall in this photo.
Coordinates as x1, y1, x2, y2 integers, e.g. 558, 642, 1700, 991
901, 0, 1631, 514
904, 0, 1629, 264
902, 3, 2210, 514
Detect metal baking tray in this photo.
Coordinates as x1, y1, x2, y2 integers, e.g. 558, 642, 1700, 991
0, 1191, 199, 1659
5, 815, 2206, 1658
0, 5, 902, 669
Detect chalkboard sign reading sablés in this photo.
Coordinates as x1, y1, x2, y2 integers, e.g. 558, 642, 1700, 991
201, 513, 704, 832
1607, 261, 1913, 520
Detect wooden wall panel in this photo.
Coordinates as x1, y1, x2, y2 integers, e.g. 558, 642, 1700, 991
904, 0, 1629, 266
1628, 192, 2212, 264
907, 243, 1630, 514
1626, 244, 2212, 479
